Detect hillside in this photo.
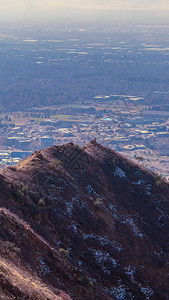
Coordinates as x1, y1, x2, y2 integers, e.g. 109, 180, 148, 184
0, 140, 169, 299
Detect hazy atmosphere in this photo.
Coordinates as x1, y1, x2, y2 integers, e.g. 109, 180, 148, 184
1, 0, 169, 25
0, 1, 169, 300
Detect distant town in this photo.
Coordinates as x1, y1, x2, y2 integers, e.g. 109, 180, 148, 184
0, 94, 169, 179
0, 25, 169, 178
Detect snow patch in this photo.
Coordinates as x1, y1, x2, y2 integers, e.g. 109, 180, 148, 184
91, 249, 117, 267
122, 217, 143, 238
66, 201, 74, 217
82, 233, 122, 251
68, 222, 78, 233
139, 284, 154, 299
144, 184, 152, 195
86, 184, 99, 196
39, 258, 50, 275
124, 265, 136, 284
133, 179, 144, 185
66, 196, 86, 217
105, 281, 126, 299
109, 204, 120, 220
114, 167, 126, 179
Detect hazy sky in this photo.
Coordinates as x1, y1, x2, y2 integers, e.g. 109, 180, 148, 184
0, 0, 169, 25
1, 0, 169, 10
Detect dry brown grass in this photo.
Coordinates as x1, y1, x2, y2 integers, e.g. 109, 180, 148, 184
0, 257, 66, 300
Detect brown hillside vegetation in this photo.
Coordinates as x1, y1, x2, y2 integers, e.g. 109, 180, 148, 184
0, 208, 72, 300
0, 141, 169, 299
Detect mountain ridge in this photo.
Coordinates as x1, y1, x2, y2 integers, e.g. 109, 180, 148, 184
0, 141, 169, 299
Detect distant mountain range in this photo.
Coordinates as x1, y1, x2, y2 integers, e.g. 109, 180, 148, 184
0, 141, 169, 299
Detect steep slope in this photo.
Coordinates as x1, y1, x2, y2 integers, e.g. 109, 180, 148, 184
0, 140, 169, 299
0, 208, 72, 300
